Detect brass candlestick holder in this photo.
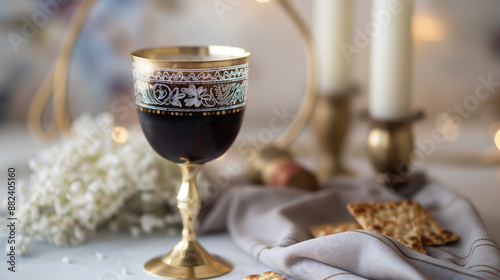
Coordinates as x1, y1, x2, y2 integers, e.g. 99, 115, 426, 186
312, 87, 357, 183
366, 111, 424, 191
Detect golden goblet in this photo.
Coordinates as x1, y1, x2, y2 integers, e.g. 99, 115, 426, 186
132, 46, 250, 279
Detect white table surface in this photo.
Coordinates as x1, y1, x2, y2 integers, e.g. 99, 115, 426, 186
0, 231, 272, 280
1, 119, 499, 280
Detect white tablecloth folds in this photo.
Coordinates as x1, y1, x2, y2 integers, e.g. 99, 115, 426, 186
200, 178, 500, 280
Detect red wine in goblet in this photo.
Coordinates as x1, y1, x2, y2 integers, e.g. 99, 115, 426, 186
137, 107, 245, 164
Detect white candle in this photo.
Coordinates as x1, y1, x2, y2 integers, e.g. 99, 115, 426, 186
314, 0, 353, 95
369, 0, 414, 120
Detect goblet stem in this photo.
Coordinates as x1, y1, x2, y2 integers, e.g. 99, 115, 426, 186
143, 163, 232, 279
177, 163, 202, 242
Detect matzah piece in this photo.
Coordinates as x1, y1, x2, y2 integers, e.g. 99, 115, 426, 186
309, 221, 362, 238
243, 271, 287, 280
416, 203, 460, 246
347, 200, 426, 254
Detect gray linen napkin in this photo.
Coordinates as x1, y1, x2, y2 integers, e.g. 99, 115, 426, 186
200, 177, 500, 280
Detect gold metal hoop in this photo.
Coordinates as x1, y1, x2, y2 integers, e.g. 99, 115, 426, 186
27, 0, 318, 148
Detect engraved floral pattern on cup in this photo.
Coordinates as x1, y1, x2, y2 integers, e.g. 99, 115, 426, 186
182, 85, 209, 107
133, 63, 248, 112
212, 83, 246, 106
135, 81, 186, 107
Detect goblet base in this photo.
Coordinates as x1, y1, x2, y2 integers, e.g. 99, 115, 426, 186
144, 240, 232, 279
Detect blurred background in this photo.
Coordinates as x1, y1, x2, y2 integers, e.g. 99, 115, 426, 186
1, 0, 500, 169
1, 0, 499, 126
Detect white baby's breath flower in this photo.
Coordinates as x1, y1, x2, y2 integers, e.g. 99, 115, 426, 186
140, 215, 166, 233
73, 227, 85, 242
8, 113, 184, 251
16, 244, 26, 256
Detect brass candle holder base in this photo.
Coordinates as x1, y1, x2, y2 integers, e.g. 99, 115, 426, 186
144, 164, 232, 279
366, 111, 424, 191
313, 87, 357, 183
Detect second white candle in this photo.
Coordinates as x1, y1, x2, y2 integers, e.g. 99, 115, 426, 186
314, 0, 353, 95
369, 0, 414, 120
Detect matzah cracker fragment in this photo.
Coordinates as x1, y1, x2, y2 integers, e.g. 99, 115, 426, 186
416, 203, 460, 246
347, 200, 426, 254
243, 271, 287, 280
309, 221, 362, 238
